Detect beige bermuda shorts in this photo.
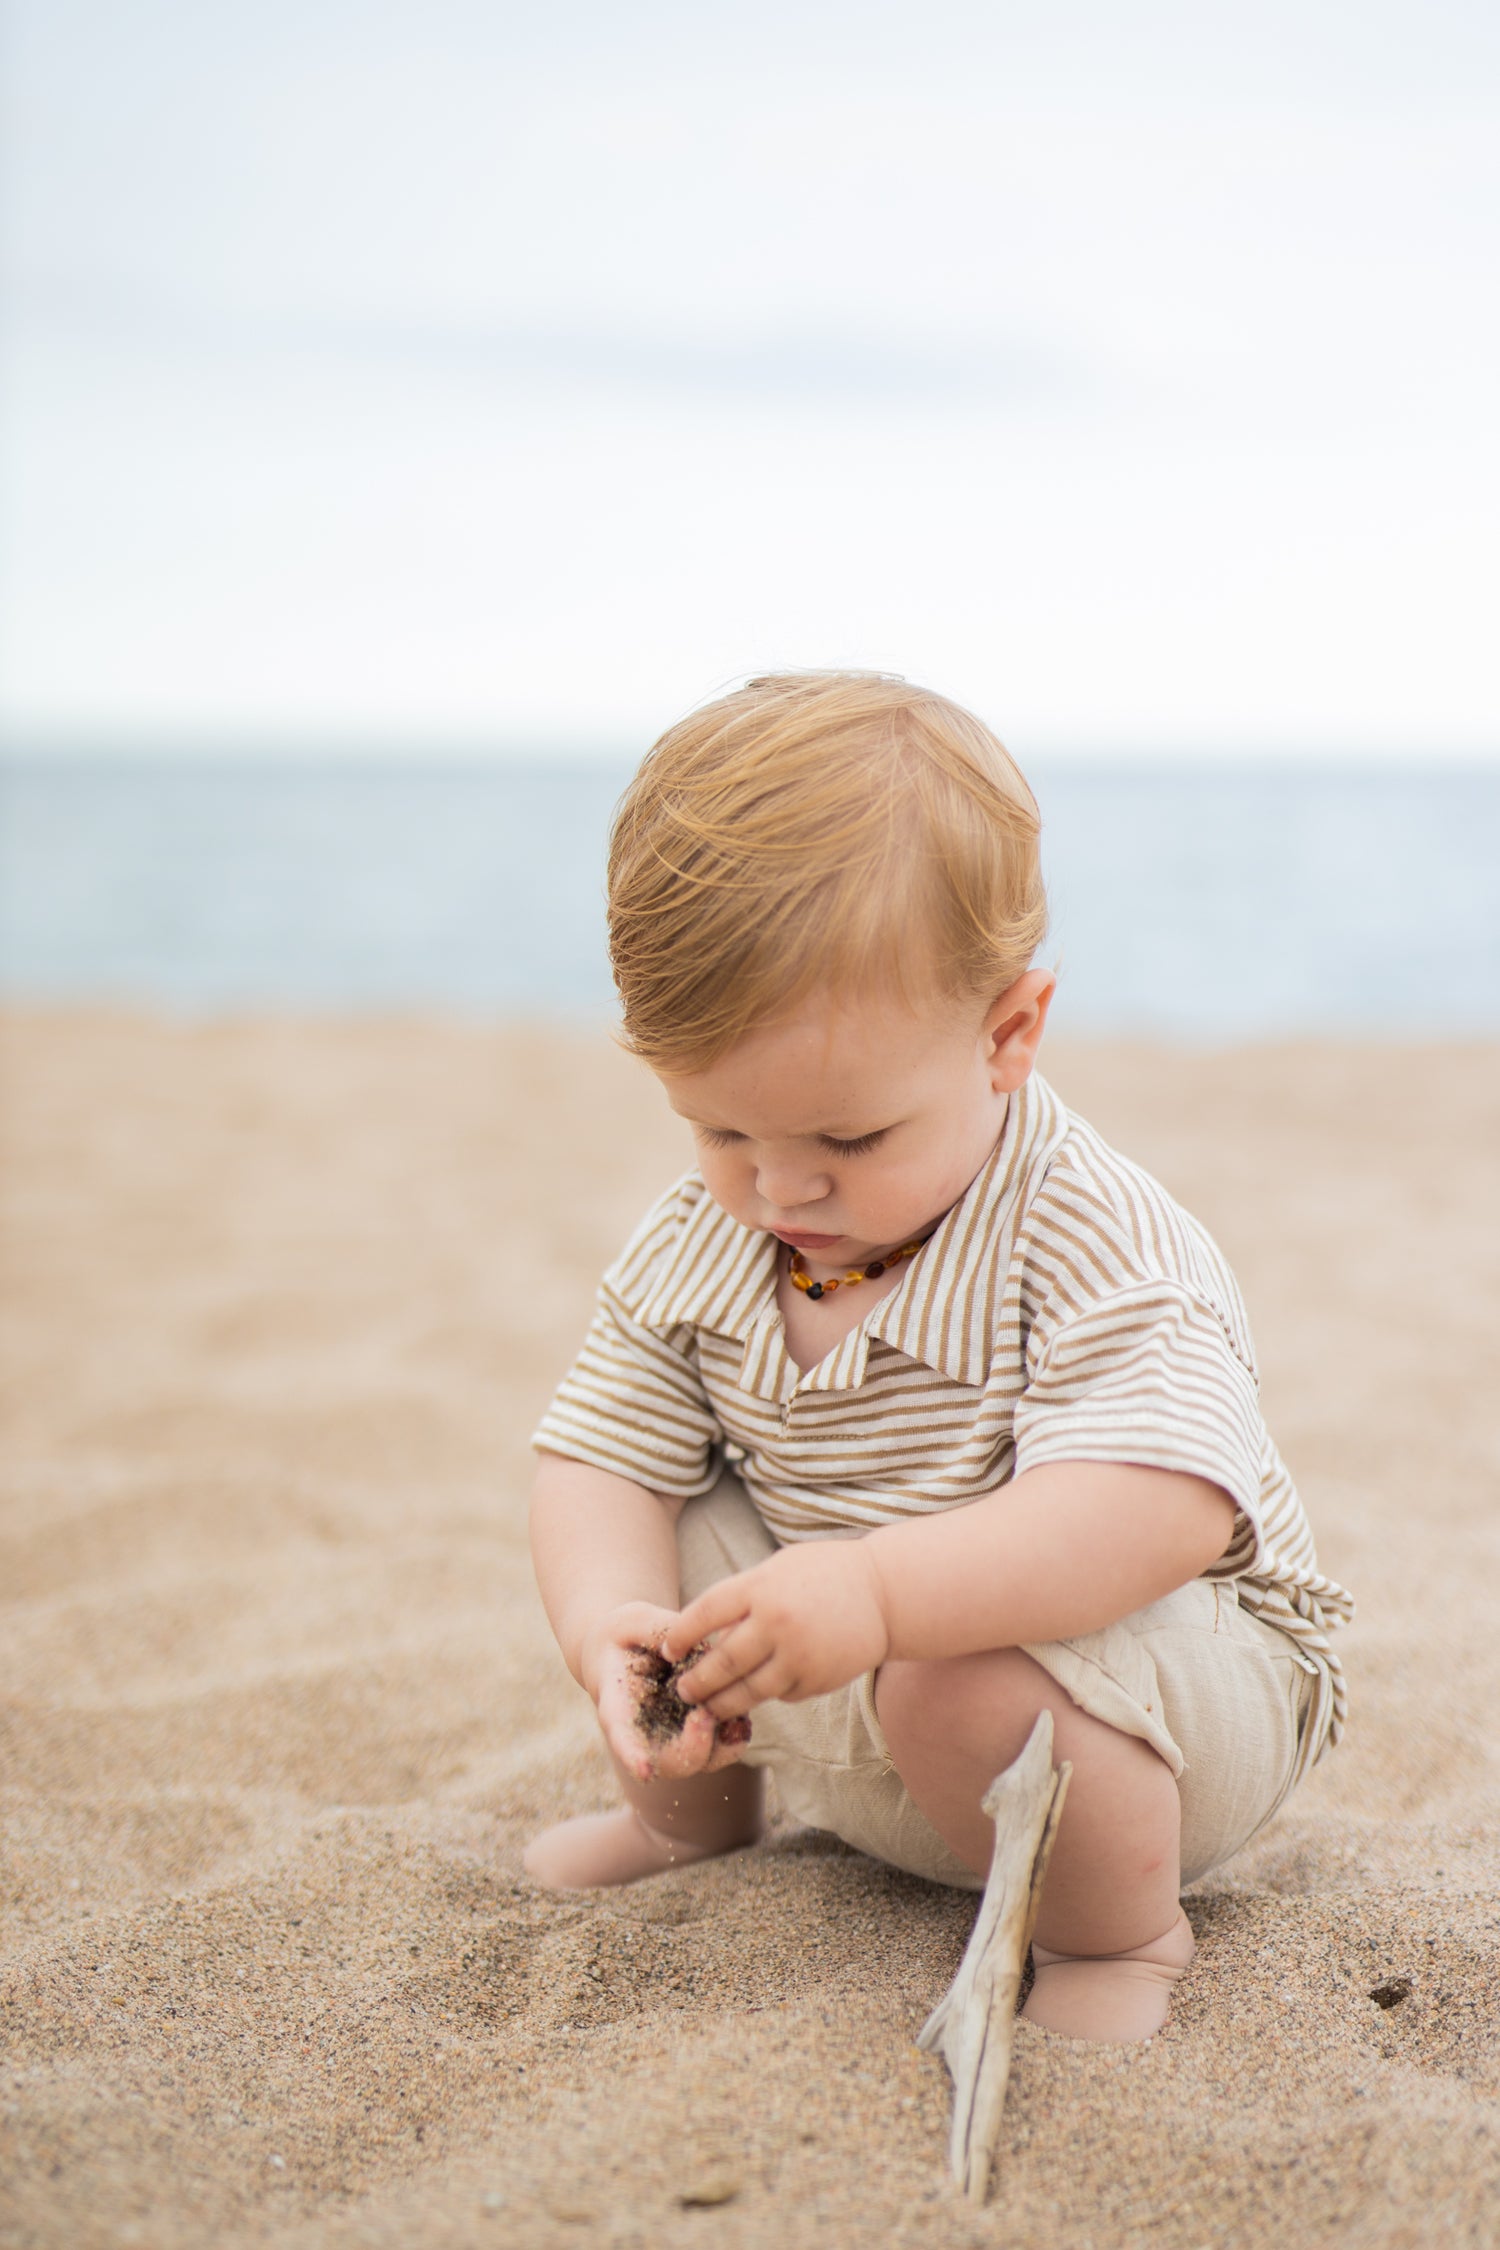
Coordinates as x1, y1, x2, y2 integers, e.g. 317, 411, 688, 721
677, 1470, 1330, 1890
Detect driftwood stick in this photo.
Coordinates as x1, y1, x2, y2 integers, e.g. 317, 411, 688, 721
916, 1709, 1072, 2204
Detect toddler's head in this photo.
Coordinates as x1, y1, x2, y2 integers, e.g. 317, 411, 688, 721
608, 671, 1048, 1074
607, 674, 1053, 1263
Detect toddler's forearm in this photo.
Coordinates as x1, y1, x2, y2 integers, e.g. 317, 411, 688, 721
863, 1460, 1239, 1662
529, 1451, 687, 1689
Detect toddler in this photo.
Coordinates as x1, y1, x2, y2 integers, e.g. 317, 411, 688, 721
525, 672, 1352, 2043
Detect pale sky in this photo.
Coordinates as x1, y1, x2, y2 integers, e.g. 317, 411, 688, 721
2, 0, 1497, 755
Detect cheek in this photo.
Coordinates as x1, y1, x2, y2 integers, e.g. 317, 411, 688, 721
697, 1145, 754, 1213
864, 1139, 965, 1215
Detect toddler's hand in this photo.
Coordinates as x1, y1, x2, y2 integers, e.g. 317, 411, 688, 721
580, 1602, 752, 1785
661, 1539, 891, 1716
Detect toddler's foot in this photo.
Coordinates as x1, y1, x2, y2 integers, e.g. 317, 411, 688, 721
1021, 1907, 1195, 2042
523, 1807, 730, 1890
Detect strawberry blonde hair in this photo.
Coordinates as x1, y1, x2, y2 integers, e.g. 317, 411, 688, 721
608, 671, 1048, 1072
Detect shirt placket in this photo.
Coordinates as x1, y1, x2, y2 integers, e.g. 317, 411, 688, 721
738, 1312, 871, 1434
737, 1309, 798, 1425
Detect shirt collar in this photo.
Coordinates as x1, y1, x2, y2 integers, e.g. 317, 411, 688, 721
636, 1073, 1071, 1387
866, 1073, 1070, 1386
635, 1190, 779, 1338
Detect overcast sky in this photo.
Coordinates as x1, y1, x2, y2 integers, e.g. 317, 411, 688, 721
2, 0, 1497, 755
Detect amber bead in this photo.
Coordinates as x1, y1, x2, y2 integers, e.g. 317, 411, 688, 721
865, 1260, 886, 1277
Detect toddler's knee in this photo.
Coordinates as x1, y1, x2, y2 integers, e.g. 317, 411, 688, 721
876, 1646, 1044, 1760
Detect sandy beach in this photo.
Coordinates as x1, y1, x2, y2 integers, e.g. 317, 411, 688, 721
3, 1011, 1499, 2250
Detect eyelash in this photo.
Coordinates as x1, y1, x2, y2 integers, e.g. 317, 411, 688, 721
695, 1127, 887, 1157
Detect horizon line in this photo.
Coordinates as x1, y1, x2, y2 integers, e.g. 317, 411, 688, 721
4, 731, 1500, 770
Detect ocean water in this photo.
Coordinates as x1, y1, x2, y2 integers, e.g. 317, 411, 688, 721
2, 755, 1497, 1039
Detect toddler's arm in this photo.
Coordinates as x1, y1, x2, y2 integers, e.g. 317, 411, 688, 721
664, 1460, 1237, 1716
530, 1452, 745, 1782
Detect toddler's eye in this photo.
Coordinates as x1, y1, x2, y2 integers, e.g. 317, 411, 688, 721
695, 1126, 743, 1149
819, 1131, 887, 1157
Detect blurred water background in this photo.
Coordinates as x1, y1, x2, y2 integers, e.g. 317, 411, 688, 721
3, 753, 1495, 1039
5, 5, 1497, 1042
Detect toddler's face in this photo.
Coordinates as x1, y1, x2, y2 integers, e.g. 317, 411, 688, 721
657, 974, 1051, 1270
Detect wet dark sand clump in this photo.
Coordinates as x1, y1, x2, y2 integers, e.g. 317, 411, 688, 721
632, 1643, 752, 1749
632, 1643, 700, 1741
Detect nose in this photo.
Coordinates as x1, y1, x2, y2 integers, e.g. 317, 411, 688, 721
755, 1154, 833, 1213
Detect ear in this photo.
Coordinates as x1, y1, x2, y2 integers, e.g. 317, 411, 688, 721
981, 969, 1055, 1091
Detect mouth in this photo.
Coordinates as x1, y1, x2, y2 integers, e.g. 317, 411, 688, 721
774, 1229, 844, 1251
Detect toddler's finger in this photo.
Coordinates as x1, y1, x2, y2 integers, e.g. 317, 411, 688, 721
644, 1703, 721, 1780
675, 1622, 765, 1704
605, 1717, 657, 1784
662, 1579, 750, 1661
700, 1656, 786, 1721
701, 1717, 753, 1771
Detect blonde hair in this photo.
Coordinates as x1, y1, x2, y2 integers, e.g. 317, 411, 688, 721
608, 670, 1048, 1071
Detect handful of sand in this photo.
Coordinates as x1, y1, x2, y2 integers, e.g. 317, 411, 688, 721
630, 1642, 752, 1751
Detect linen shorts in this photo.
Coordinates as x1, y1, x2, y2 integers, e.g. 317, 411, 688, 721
677, 1470, 1331, 1890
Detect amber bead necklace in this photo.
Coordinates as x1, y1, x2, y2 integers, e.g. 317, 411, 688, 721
786, 1236, 929, 1301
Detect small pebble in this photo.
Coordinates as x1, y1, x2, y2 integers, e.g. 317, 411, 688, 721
677, 2173, 741, 2208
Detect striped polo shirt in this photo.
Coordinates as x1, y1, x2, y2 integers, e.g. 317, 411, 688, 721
534, 1071, 1353, 1755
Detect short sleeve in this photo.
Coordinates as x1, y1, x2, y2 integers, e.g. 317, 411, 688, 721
530, 1188, 724, 1498
1011, 1281, 1268, 1575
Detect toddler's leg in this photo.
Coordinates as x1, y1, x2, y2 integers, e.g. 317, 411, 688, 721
524, 1755, 764, 1890
876, 1649, 1193, 2041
